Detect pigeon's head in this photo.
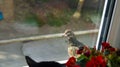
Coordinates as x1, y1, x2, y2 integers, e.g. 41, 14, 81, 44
63, 29, 76, 39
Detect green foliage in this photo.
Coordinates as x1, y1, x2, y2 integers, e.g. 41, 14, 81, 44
47, 15, 67, 27
47, 10, 71, 27
107, 53, 120, 67
24, 14, 44, 26
23, 9, 73, 27
47, 18, 67, 27
77, 55, 89, 67
15, 0, 76, 27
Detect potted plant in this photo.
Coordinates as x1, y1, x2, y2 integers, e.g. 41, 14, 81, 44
65, 42, 120, 67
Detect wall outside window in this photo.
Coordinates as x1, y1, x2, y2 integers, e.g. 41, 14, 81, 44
108, 0, 120, 48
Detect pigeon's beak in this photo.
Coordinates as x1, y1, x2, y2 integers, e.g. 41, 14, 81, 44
62, 33, 68, 37
62, 34, 66, 37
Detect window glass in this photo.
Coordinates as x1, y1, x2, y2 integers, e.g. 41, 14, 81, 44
0, 0, 106, 67
0, 0, 104, 40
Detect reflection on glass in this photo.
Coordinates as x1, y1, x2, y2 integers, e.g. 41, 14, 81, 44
0, 0, 105, 67
0, 0, 104, 40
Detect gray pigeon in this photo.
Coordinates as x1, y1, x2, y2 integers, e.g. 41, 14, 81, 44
63, 29, 85, 57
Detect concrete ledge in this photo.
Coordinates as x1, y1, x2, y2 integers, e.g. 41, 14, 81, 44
0, 29, 98, 44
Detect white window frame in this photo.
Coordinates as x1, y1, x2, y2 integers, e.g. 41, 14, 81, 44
108, 0, 120, 48
96, 0, 116, 50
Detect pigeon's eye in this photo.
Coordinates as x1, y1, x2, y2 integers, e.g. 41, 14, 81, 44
66, 33, 71, 37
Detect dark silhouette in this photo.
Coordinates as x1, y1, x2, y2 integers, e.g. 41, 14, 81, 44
25, 56, 65, 67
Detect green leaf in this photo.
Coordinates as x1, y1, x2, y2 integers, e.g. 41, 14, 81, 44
76, 55, 88, 67
107, 60, 112, 67
77, 55, 88, 63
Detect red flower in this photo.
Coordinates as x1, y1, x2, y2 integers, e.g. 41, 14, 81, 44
74, 65, 80, 67
66, 57, 76, 67
102, 42, 116, 53
76, 50, 83, 54
76, 47, 85, 54
102, 42, 110, 49
109, 47, 115, 52
66, 57, 80, 67
102, 42, 111, 52
84, 51, 90, 57
86, 57, 98, 67
96, 56, 106, 67
86, 56, 106, 67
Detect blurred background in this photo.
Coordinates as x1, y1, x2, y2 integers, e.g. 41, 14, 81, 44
0, 0, 105, 67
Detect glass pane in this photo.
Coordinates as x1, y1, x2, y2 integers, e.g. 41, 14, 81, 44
0, 0, 104, 40
0, 0, 105, 67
